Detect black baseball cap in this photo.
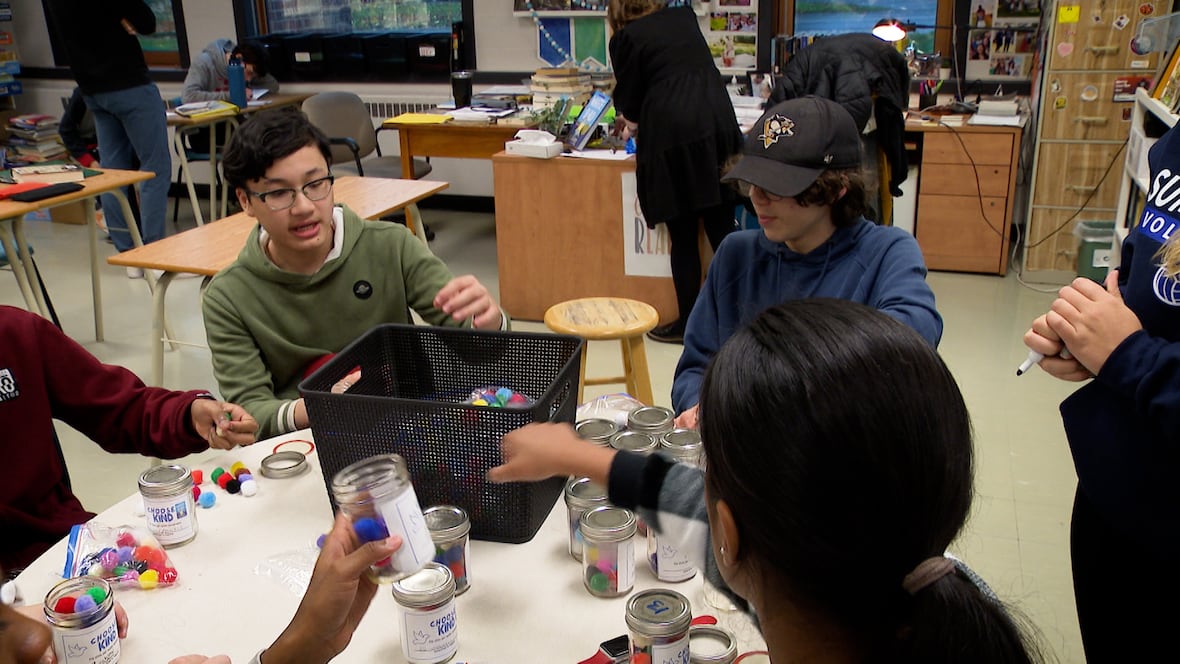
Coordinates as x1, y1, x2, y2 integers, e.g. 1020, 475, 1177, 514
722, 96, 861, 198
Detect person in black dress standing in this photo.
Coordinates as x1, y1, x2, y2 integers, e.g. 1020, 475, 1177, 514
609, 0, 743, 343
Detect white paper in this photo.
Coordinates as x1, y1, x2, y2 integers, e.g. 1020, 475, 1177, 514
621, 172, 673, 278
563, 150, 632, 161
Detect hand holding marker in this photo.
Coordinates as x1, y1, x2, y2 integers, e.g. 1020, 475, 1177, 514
1016, 348, 1073, 376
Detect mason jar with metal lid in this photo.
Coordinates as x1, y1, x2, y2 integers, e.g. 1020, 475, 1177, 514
625, 588, 692, 663
609, 430, 657, 455
689, 625, 738, 664
43, 576, 120, 664
575, 418, 619, 446
580, 505, 636, 598
424, 505, 471, 595
564, 476, 608, 561
391, 562, 458, 664
138, 464, 197, 547
660, 428, 704, 468
627, 406, 674, 435
330, 454, 436, 584
609, 431, 657, 536
646, 523, 696, 583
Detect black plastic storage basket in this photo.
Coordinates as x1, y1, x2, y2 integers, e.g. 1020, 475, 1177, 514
300, 324, 584, 543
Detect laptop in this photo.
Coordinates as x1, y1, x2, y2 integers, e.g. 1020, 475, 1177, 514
565, 90, 613, 152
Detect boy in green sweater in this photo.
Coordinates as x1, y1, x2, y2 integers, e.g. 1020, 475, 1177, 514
203, 108, 505, 438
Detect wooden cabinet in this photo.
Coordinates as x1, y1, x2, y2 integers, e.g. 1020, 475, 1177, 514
908, 122, 1021, 275
1023, 0, 1163, 279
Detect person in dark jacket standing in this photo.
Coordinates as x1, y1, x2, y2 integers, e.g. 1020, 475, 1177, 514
769, 33, 911, 214
608, 0, 743, 343
43, 1, 171, 272
1023, 122, 1180, 662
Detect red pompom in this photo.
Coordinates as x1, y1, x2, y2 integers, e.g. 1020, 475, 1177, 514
53, 596, 76, 613
192, 469, 204, 485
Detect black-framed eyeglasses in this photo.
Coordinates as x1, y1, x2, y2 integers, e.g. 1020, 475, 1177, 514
734, 180, 786, 202
248, 175, 335, 211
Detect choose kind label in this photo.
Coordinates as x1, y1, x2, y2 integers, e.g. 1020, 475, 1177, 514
52, 611, 121, 664
400, 601, 458, 663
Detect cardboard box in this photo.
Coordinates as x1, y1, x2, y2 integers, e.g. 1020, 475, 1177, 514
49, 199, 89, 225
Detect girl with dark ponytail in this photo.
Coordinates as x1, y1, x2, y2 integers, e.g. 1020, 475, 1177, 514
491, 299, 1043, 662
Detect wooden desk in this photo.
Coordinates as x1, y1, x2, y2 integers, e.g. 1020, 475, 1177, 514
107, 176, 448, 385
167, 93, 312, 226
381, 117, 532, 179
904, 118, 1023, 275
0, 169, 153, 340
493, 152, 690, 323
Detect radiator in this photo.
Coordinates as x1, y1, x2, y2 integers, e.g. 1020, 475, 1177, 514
360, 97, 444, 121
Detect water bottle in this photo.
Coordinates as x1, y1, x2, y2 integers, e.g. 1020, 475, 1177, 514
227, 57, 247, 108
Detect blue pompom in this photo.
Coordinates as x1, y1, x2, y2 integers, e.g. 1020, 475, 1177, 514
445, 545, 464, 563
198, 492, 216, 508
353, 517, 389, 543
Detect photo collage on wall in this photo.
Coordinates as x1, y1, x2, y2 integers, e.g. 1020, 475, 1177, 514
965, 0, 1043, 81
707, 0, 757, 74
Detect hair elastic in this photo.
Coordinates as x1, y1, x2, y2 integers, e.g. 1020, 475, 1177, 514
260, 450, 310, 479
902, 556, 955, 595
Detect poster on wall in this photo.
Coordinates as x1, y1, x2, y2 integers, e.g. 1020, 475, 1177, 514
706, 0, 758, 74
621, 173, 673, 278
964, 0, 1043, 81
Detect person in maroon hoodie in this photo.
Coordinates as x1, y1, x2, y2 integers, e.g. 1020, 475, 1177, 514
0, 306, 258, 575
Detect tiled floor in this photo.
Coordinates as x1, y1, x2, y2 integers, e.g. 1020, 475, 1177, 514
2, 205, 1084, 662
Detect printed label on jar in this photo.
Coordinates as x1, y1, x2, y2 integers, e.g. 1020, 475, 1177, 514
375, 485, 435, 573
656, 535, 696, 582
142, 494, 195, 545
617, 538, 635, 591
649, 635, 690, 664
51, 611, 121, 664
399, 601, 459, 663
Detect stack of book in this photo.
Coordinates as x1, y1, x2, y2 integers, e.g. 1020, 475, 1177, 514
173, 100, 240, 120
530, 67, 592, 109
5, 114, 67, 165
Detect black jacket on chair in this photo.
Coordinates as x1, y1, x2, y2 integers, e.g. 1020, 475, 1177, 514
769, 34, 911, 195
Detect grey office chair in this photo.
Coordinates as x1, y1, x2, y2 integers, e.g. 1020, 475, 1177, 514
302, 92, 432, 180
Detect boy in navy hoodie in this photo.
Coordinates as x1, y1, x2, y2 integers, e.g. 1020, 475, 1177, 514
673, 97, 942, 427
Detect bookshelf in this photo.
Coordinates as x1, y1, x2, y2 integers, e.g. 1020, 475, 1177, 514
1112, 86, 1179, 257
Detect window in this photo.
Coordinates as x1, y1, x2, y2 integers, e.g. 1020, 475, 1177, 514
793, 1, 940, 54
237, 0, 472, 82
139, 0, 188, 69
259, 0, 462, 32
41, 0, 189, 71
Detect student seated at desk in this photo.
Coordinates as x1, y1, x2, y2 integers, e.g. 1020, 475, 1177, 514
0, 306, 258, 575
203, 108, 506, 439
491, 299, 1045, 664
671, 96, 942, 429
182, 39, 279, 105
0, 514, 399, 664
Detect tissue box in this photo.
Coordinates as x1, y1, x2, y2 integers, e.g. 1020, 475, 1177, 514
505, 139, 563, 159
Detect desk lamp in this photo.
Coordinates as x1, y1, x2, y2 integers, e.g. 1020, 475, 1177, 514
1132, 11, 1180, 54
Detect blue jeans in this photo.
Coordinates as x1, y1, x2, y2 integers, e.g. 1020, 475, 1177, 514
83, 84, 170, 252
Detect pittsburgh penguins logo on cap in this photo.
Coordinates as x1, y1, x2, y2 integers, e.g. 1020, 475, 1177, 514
353, 281, 373, 299
759, 114, 795, 148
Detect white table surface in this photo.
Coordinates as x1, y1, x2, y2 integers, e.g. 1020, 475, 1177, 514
16, 430, 765, 663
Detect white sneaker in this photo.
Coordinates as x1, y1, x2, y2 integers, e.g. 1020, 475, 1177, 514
126, 267, 144, 279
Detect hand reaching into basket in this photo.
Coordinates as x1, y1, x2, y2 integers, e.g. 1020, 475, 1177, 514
434, 275, 504, 330
489, 423, 616, 486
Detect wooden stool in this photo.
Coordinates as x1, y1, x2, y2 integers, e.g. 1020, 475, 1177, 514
544, 297, 659, 406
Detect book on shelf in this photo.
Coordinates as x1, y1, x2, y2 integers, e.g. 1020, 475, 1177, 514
1151, 45, 1180, 107
11, 163, 84, 184
173, 100, 240, 119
